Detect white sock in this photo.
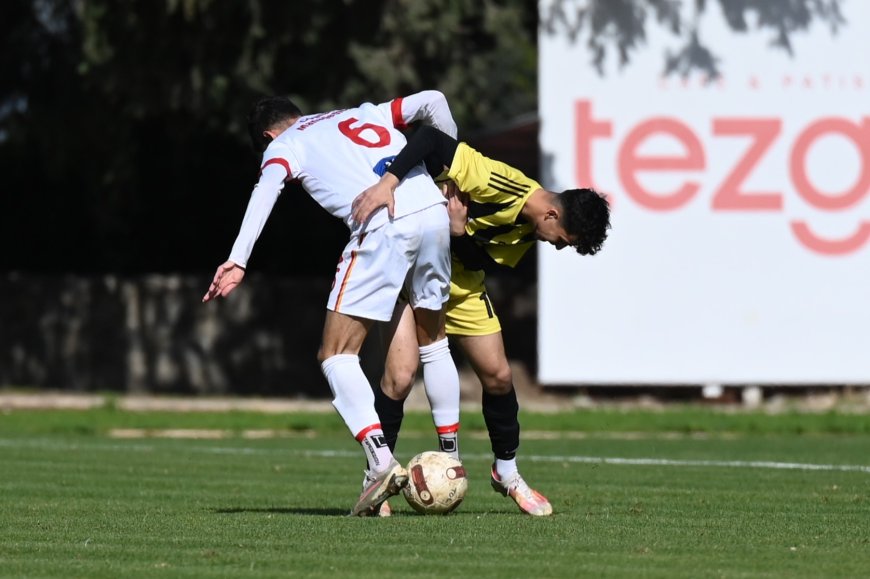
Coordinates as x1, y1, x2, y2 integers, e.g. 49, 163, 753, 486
357, 425, 394, 474
321, 354, 394, 471
437, 428, 459, 459
496, 458, 518, 480
419, 338, 460, 459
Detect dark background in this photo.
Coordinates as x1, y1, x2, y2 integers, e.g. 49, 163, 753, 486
0, 0, 539, 276
1, 0, 840, 394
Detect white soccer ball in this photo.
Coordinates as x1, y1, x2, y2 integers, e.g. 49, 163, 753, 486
402, 451, 468, 514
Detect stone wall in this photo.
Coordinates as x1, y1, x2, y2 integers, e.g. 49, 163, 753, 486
1, 274, 335, 396
0, 272, 538, 396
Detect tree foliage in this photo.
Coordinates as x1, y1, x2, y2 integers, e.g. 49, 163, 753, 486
4, 0, 845, 274
540, 0, 846, 78
1, 0, 536, 274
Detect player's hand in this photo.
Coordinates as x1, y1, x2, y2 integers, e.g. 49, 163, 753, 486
352, 173, 399, 225
443, 181, 469, 236
202, 261, 245, 302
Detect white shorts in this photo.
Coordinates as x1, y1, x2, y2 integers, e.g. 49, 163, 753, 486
326, 204, 450, 322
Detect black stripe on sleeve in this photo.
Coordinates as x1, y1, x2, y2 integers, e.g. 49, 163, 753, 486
488, 183, 525, 197
489, 173, 530, 194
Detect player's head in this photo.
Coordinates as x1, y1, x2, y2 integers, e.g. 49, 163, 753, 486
247, 96, 303, 153
535, 188, 611, 255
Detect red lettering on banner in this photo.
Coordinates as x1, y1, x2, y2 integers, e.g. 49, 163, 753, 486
573, 100, 870, 255
618, 118, 705, 211
789, 117, 870, 210
790, 221, 870, 255
575, 100, 612, 190
711, 119, 783, 210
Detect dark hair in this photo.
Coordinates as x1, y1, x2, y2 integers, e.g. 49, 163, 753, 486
558, 188, 611, 255
247, 96, 303, 153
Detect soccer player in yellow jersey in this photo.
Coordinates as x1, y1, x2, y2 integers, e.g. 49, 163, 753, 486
352, 125, 610, 516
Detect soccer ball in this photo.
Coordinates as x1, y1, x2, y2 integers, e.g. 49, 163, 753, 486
402, 451, 468, 514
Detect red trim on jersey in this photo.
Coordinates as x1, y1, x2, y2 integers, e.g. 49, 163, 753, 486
436, 423, 460, 434
260, 157, 292, 180
391, 98, 406, 130
355, 423, 382, 442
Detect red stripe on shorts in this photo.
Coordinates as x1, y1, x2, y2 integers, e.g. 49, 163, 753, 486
333, 233, 366, 313
334, 251, 357, 312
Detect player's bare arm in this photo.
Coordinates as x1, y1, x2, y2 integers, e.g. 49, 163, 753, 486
202, 260, 246, 302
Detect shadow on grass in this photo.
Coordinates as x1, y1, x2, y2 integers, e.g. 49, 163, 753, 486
212, 507, 347, 516
211, 506, 519, 517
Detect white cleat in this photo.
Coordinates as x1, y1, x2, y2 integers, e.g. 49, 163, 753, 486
351, 459, 408, 517
490, 465, 553, 516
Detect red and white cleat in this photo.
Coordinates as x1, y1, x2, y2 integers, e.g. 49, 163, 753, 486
490, 465, 553, 516
351, 459, 407, 517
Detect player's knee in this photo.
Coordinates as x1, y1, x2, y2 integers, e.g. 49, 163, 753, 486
382, 366, 416, 399
480, 364, 513, 395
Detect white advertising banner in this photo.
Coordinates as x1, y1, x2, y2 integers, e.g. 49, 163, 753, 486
538, 0, 870, 384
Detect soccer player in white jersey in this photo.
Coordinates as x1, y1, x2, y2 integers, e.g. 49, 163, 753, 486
203, 91, 462, 516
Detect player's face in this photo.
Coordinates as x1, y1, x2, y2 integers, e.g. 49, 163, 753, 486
535, 219, 578, 250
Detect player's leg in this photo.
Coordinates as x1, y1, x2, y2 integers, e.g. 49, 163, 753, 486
375, 299, 419, 454
319, 310, 407, 516
453, 331, 519, 467
368, 301, 419, 517
411, 306, 460, 457
404, 205, 461, 459
455, 332, 553, 516
321, 229, 412, 515
318, 309, 381, 461
453, 332, 516, 458
454, 332, 552, 516
447, 270, 553, 517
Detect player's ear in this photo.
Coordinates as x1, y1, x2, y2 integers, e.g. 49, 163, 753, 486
546, 207, 560, 221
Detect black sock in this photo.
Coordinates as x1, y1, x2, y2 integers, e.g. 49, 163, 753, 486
482, 388, 520, 460
373, 385, 406, 454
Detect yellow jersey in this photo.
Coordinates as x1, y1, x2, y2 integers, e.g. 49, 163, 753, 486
446, 143, 540, 268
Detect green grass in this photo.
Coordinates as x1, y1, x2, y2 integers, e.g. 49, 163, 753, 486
3, 404, 870, 436
1, 407, 869, 578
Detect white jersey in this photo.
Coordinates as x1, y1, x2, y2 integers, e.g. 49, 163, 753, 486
229, 91, 458, 268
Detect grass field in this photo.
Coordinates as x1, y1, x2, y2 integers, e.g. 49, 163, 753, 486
1, 406, 869, 578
